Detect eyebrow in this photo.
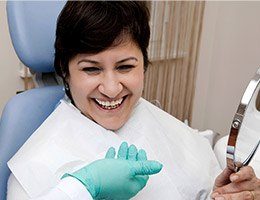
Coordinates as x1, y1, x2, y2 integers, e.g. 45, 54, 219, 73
116, 57, 138, 64
77, 57, 138, 65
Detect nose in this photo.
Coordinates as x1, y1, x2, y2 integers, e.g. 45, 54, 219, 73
98, 72, 123, 98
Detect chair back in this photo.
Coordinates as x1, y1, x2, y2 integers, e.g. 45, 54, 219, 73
7, 1, 66, 72
0, 2, 66, 199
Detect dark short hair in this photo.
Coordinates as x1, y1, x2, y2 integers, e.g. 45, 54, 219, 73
54, 1, 150, 79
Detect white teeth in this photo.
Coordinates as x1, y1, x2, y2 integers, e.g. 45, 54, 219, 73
95, 98, 123, 109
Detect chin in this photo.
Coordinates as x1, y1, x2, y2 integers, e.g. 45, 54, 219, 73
103, 124, 123, 131
100, 120, 125, 131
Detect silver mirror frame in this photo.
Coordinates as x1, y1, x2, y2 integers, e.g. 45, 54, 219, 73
226, 68, 260, 172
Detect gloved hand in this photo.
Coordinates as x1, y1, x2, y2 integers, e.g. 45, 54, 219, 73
62, 142, 163, 200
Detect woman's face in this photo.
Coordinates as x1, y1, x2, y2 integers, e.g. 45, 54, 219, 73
68, 41, 144, 130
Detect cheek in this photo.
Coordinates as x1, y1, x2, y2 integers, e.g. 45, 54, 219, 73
68, 75, 93, 102
131, 71, 144, 95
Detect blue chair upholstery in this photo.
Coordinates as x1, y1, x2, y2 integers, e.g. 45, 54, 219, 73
7, 1, 66, 72
0, 2, 66, 199
0, 86, 64, 199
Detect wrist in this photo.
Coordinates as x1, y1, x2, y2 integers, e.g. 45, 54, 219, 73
62, 171, 97, 198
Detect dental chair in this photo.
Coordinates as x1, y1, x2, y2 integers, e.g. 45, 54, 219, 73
0, 2, 66, 199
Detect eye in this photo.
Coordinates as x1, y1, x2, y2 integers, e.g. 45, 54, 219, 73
82, 67, 101, 75
116, 65, 135, 72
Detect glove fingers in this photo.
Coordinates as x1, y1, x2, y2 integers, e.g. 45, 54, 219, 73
105, 147, 116, 158
118, 142, 128, 159
128, 145, 138, 161
137, 149, 147, 161
132, 161, 163, 176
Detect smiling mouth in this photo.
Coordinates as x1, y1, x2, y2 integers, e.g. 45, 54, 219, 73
93, 96, 127, 110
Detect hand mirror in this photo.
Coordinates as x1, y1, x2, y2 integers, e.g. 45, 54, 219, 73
226, 68, 260, 172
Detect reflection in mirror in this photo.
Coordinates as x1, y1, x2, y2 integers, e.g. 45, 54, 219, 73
256, 88, 260, 111
227, 68, 260, 172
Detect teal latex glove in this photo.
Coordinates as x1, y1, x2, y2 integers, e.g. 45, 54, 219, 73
62, 142, 163, 200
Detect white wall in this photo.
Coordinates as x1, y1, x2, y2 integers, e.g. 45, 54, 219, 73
192, 2, 260, 136
0, 1, 23, 114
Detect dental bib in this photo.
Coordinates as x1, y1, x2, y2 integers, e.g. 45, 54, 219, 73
8, 98, 221, 199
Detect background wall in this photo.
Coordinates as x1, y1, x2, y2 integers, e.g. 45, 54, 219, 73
0, 1, 23, 114
192, 1, 260, 136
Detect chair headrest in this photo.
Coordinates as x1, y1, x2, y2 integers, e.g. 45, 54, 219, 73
6, 1, 66, 73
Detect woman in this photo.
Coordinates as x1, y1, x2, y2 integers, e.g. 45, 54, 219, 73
7, 1, 260, 200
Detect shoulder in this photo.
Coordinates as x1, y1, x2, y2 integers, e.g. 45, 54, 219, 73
137, 98, 194, 133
